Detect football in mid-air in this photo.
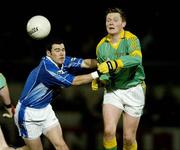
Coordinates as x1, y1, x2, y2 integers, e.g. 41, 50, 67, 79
26, 15, 51, 40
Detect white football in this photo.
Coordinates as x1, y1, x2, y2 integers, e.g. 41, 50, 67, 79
26, 15, 51, 40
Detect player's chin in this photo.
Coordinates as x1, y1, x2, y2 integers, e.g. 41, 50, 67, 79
107, 29, 117, 35
58, 59, 65, 65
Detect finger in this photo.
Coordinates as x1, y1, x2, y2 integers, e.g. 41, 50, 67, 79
98, 67, 108, 73
92, 80, 98, 91
2, 113, 13, 118
98, 63, 109, 73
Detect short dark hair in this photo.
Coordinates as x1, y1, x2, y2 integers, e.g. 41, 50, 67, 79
106, 7, 126, 22
45, 37, 64, 51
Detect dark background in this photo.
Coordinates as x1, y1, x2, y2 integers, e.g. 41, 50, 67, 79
0, 0, 179, 83
0, 0, 180, 150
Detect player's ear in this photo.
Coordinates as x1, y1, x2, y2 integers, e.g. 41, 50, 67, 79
46, 50, 51, 56
122, 21, 126, 28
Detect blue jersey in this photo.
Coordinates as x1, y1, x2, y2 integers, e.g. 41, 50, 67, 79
19, 56, 83, 109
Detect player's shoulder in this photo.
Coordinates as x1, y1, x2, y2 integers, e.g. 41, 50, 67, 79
42, 56, 59, 71
96, 36, 107, 48
125, 30, 138, 39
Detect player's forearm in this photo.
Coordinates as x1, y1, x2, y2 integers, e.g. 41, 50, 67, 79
119, 55, 142, 68
72, 71, 99, 86
72, 74, 93, 85
81, 59, 97, 68
0, 86, 11, 105
0, 86, 14, 118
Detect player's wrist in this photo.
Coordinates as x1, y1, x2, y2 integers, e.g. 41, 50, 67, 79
91, 71, 100, 79
116, 59, 124, 68
3, 103, 12, 109
106, 60, 117, 72
106, 59, 123, 72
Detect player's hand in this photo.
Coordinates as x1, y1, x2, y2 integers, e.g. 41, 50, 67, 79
91, 79, 106, 91
98, 60, 124, 73
98, 60, 117, 73
91, 79, 99, 91
3, 105, 15, 118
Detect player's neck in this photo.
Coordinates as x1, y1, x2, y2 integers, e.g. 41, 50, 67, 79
110, 33, 120, 44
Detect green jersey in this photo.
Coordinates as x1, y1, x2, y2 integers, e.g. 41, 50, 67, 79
0, 73, 7, 88
96, 30, 145, 90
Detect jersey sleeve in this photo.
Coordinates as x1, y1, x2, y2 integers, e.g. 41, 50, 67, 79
0, 73, 7, 88
65, 56, 83, 70
46, 70, 75, 88
120, 36, 143, 68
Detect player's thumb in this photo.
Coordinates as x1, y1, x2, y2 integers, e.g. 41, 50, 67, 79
2, 113, 13, 118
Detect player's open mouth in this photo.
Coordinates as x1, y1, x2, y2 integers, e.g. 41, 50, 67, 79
109, 27, 115, 30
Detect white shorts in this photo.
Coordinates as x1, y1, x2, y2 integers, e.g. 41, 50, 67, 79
14, 102, 59, 139
103, 84, 145, 117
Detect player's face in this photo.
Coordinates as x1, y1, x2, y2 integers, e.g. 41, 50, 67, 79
47, 43, 66, 65
106, 13, 126, 35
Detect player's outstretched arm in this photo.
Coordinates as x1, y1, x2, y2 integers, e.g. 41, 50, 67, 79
72, 71, 99, 86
